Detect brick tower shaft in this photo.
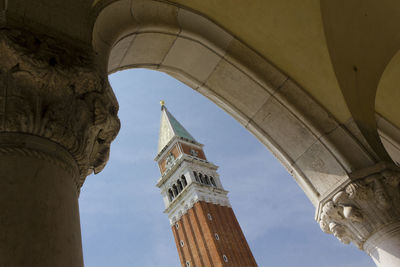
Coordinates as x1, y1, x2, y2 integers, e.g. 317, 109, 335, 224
173, 201, 257, 266
155, 104, 257, 267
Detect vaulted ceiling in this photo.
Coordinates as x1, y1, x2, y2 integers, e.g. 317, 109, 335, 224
7, 0, 400, 159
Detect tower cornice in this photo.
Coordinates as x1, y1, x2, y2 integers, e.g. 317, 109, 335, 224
154, 135, 204, 162
164, 182, 230, 225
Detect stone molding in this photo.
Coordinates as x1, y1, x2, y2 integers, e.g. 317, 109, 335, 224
0, 28, 120, 188
167, 183, 231, 225
0, 146, 76, 175
0, 132, 80, 189
318, 163, 400, 249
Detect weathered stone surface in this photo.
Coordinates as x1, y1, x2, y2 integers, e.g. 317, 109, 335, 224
318, 163, 400, 256
0, 28, 120, 188
321, 125, 375, 172
225, 38, 287, 94
131, 0, 180, 34
108, 34, 135, 72
162, 37, 222, 84
275, 79, 338, 137
121, 32, 176, 68
206, 59, 270, 120
252, 96, 317, 162
0, 133, 83, 267
294, 140, 348, 196
364, 222, 400, 267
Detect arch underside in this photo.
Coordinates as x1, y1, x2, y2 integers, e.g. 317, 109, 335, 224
93, 0, 400, 211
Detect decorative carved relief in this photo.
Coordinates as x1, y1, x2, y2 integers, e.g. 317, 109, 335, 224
165, 152, 176, 170
0, 28, 120, 188
318, 166, 400, 249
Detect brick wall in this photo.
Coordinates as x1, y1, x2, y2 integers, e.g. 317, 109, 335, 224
172, 201, 257, 267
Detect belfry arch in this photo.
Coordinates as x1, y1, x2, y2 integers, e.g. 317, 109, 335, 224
93, 1, 400, 266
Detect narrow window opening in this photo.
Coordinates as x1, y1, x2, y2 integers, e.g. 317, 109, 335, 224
215, 233, 219, 240
180, 240, 184, 247
186, 261, 190, 267
204, 175, 210, 185
175, 223, 179, 230
181, 175, 188, 187
223, 255, 228, 262
168, 189, 174, 201
207, 213, 212, 220
210, 177, 216, 187
198, 173, 204, 183
193, 171, 199, 182
172, 184, 178, 196
177, 180, 183, 192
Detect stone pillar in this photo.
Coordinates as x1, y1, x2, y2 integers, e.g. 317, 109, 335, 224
0, 28, 120, 266
364, 222, 400, 267
317, 163, 400, 267
0, 133, 84, 266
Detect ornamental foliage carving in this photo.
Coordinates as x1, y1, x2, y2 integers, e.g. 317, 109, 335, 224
0, 28, 120, 188
318, 167, 400, 249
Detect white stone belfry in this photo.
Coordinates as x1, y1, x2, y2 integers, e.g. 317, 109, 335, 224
154, 105, 230, 225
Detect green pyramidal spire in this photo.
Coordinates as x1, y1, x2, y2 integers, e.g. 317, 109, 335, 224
157, 104, 196, 154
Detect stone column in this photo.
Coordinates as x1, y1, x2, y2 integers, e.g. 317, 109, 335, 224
0, 28, 120, 266
318, 163, 400, 267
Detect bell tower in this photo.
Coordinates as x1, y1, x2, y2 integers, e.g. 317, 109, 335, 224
154, 103, 257, 267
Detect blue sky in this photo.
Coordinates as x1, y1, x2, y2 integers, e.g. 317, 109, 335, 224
79, 69, 374, 267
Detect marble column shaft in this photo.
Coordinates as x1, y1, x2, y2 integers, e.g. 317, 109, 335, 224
0, 28, 120, 266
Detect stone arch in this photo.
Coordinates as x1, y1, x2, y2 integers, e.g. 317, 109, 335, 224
93, 0, 377, 209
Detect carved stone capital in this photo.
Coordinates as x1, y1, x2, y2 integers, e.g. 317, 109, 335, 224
318, 163, 400, 249
0, 28, 120, 188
